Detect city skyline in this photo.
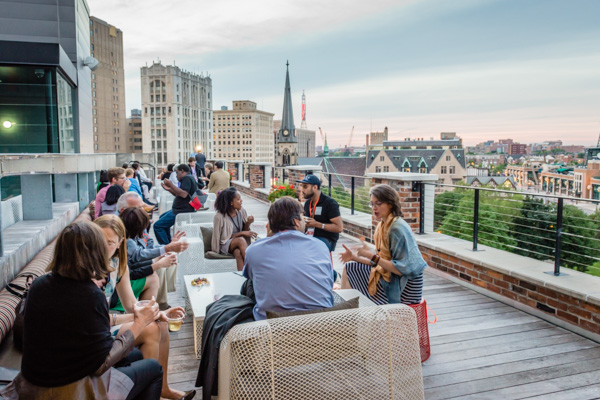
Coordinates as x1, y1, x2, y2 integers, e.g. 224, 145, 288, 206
88, 0, 600, 148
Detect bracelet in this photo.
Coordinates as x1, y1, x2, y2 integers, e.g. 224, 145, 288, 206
112, 313, 117, 326
370, 254, 381, 266
321, 223, 325, 230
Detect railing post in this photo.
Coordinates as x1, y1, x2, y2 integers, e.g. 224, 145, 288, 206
473, 188, 479, 251
351, 176, 355, 215
419, 182, 425, 234
328, 174, 332, 197
554, 197, 563, 276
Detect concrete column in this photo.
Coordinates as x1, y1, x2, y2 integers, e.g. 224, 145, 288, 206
87, 172, 96, 204
21, 174, 53, 220
0, 183, 3, 256
78, 172, 90, 212
54, 173, 78, 202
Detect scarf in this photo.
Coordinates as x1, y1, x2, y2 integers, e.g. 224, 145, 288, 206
367, 214, 398, 296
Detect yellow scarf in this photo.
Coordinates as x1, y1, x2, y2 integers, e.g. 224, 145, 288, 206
368, 214, 398, 296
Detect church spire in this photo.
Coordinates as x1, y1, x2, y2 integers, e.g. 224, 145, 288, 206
323, 133, 329, 158
279, 60, 296, 142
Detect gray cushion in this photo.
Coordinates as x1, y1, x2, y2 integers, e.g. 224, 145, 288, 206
205, 251, 235, 260
266, 297, 359, 319
200, 226, 213, 252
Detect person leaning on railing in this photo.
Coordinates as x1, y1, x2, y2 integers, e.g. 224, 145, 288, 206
340, 184, 427, 305
0, 221, 164, 400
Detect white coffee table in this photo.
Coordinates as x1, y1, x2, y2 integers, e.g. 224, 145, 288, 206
184, 272, 377, 359
184, 272, 247, 358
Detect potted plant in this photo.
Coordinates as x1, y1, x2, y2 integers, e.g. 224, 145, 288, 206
268, 183, 297, 202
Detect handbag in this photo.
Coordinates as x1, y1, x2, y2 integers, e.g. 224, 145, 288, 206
189, 192, 202, 211
6, 274, 35, 352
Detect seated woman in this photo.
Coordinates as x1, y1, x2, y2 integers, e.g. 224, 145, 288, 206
118, 207, 188, 310
100, 184, 126, 216
0, 221, 163, 399
97, 169, 109, 193
202, 162, 213, 183
212, 187, 256, 270
95, 215, 195, 400
340, 184, 427, 305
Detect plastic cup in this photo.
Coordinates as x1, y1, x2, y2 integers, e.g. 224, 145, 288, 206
134, 300, 151, 310
168, 317, 183, 332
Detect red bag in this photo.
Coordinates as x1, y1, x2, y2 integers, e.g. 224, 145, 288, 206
189, 193, 202, 211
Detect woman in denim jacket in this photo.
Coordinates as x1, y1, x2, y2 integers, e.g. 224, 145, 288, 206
340, 184, 427, 305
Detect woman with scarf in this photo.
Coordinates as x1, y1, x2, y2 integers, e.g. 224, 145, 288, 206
339, 184, 426, 305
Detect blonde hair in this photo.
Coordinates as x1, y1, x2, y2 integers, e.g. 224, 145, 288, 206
125, 168, 135, 178
94, 214, 128, 279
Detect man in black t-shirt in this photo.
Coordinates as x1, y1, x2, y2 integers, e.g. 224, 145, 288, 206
297, 174, 344, 252
154, 164, 198, 244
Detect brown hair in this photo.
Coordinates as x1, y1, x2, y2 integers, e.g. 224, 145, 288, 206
125, 168, 134, 178
108, 167, 125, 183
94, 215, 128, 279
268, 196, 304, 233
120, 207, 150, 239
188, 156, 195, 163
205, 163, 213, 171
369, 184, 403, 217
47, 221, 111, 281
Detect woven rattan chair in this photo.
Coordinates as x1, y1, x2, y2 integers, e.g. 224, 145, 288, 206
218, 304, 424, 400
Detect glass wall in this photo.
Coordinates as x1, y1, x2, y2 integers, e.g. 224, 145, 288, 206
0, 65, 75, 153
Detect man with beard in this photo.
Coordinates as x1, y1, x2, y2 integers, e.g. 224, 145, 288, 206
297, 174, 344, 253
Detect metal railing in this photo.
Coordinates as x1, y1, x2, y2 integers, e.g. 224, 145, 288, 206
428, 183, 600, 277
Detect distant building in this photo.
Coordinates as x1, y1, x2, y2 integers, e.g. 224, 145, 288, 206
509, 143, 527, 155
367, 127, 389, 152
90, 17, 126, 153
366, 133, 466, 185
466, 166, 489, 177
140, 61, 213, 168
0, 0, 93, 153
127, 109, 142, 153
298, 156, 367, 188
274, 120, 315, 160
466, 176, 517, 190
214, 101, 274, 163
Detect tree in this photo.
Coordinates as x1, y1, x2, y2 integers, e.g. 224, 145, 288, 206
561, 205, 600, 272
512, 197, 555, 261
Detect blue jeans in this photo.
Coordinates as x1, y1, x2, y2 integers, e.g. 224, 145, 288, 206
153, 210, 175, 245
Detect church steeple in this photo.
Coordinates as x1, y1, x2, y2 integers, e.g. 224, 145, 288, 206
323, 134, 329, 158
279, 60, 296, 142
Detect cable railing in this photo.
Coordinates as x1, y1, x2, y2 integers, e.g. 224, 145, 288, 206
429, 182, 600, 278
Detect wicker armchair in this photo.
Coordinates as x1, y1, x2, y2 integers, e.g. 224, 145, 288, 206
218, 304, 424, 400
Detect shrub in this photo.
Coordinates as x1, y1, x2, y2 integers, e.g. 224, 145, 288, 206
268, 183, 297, 202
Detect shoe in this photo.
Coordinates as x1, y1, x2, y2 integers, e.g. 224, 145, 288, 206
158, 302, 171, 311
179, 390, 196, 400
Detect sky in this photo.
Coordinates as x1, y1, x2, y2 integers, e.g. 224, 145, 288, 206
88, 0, 600, 148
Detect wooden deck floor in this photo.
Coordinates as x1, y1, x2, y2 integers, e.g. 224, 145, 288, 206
165, 197, 600, 399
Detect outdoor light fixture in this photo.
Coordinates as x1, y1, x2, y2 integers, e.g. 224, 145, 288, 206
2, 121, 14, 129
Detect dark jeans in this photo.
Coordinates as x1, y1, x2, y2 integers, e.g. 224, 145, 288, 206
315, 237, 339, 281
153, 210, 176, 244
115, 349, 163, 400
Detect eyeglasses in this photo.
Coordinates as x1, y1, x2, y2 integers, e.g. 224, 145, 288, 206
368, 201, 384, 209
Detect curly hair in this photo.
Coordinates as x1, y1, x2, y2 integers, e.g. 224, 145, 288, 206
215, 187, 238, 215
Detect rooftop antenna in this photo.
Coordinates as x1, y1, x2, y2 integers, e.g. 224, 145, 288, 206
301, 90, 307, 129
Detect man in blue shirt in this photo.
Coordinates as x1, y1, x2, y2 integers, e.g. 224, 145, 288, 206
243, 196, 334, 320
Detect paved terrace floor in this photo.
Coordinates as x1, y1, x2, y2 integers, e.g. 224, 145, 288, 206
164, 195, 600, 399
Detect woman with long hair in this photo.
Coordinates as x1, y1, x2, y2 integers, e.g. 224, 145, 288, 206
100, 184, 126, 216
340, 184, 427, 305
95, 215, 195, 400
1, 220, 164, 399
212, 187, 256, 270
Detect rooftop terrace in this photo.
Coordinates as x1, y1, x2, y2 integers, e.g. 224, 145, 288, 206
165, 196, 600, 399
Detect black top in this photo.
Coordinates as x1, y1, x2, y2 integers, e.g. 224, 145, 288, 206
172, 174, 198, 215
21, 273, 113, 387
163, 171, 172, 180
303, 193, 341, 243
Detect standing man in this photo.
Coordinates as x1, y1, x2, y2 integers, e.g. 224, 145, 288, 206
94, 167, 130, 219
195, 150, 206, 177
188, 156, 205, 189
207, 161, 230, 194
297, 174, 344, 252
154, 164, 198, 244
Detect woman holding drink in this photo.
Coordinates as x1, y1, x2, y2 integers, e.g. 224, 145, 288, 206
95, 215, 194, 400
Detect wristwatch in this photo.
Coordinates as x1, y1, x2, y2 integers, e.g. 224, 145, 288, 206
321, 223, 325, 230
